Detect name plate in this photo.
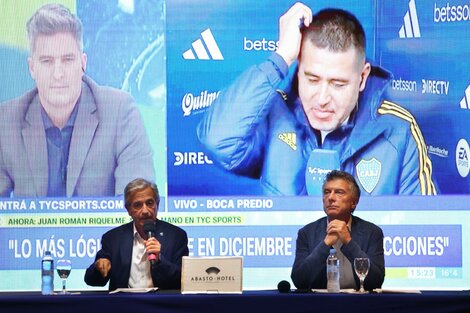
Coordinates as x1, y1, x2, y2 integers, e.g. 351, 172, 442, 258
181, 256, 243, 294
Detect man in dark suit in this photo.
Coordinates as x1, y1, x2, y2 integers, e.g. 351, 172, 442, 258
84, 178, 189, 290
291, 170, 385, 291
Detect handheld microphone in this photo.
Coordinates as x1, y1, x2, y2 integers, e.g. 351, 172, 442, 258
143, 220, 157, 266
277, 280, 291, 293
305, 149, 340, 195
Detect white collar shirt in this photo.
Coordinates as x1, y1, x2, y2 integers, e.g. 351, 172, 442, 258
128, 224, 154, 288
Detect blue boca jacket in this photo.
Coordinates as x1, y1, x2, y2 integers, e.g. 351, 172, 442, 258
197, 53, 437, 195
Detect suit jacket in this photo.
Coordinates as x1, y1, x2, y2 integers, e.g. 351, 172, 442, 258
0, 76, 154, 197
291, 215, 385, 291
84, 219, 189, 290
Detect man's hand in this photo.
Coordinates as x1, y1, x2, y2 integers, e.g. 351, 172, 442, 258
276, 2, 312, 67
95, 258, 111, 278
324, 231, 339, 247
145, 237, 161, 261
324, 219, 352, 246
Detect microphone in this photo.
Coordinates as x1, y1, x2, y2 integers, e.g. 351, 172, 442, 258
277, 280, 291, 293
305, 149, 340, 195
143, 220, 157, 266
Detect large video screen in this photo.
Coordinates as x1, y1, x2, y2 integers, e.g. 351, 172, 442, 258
0, 0, 469, 291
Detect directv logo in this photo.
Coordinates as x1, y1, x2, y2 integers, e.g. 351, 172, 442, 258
460, 85, 470, 110
399, 0, 421, 38
182, 28, 224, 60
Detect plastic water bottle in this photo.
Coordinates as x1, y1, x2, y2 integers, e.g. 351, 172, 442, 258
326, 248, 340, 293
41, 251, 54, 295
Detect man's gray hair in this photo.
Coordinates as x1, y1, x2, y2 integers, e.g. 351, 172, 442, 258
27, 3, 83, 53
124, 178, 160, 210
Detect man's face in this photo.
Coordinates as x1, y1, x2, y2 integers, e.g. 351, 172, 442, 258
322, 178, 357, 222
297, 42, 371, 132
28, 32, 87, 110
127, 187, 158, 234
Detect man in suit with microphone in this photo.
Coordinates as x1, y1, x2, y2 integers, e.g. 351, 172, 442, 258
291, 170, 385, 291
197, 2, 437, 196
85, 178, 189, 290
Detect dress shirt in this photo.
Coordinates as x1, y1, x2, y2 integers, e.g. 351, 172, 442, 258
41, 101, 79, 197
128, 224, 153, 288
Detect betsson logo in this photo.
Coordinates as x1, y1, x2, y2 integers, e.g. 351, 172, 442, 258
182, 90, 220, 116
392, 78, 418, 92
243, 37, 278, 51
183, 28, 224, 60
434, 2, 470, 23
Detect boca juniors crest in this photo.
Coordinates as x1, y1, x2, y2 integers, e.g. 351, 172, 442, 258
355, 158, 382, 194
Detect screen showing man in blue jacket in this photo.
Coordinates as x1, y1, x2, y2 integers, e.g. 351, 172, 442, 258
197, 2, 437, 196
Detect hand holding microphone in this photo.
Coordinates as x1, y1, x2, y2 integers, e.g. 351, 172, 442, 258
143, 220, 161, 266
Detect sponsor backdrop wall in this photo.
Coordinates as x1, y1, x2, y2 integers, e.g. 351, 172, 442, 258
0, 0, 469, 291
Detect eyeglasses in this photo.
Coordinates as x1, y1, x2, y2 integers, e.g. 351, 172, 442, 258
130, 199, 156, 210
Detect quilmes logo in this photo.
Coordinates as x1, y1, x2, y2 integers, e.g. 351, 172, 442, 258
182, 28, 224, 60
182, 90, 220, 116
399, 0, 421, 38
460, 85, 470, 110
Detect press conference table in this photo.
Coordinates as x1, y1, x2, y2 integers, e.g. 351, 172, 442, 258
1, 290, 469, 313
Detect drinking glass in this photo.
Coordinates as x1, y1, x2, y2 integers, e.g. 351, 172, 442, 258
354, 257, 370, 293
56, 259, 72, 294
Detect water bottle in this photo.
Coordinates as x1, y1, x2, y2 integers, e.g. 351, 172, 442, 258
326, 248, 340, 293
41, 251, 54, 295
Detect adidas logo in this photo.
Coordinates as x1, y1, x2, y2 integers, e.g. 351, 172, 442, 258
399, 0, 421, 38
460, 85, 470, 110
278, 132, 297, 150
182, 28, 224, 60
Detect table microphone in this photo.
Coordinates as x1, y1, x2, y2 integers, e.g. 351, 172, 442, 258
143, 220, 157, 266
277, 280, 291, 293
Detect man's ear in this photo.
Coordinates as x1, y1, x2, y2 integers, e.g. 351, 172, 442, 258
28, 57, 36, 80
350, 200, 358, 212
359, 62, 371, 92
81, 52, 87, 73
